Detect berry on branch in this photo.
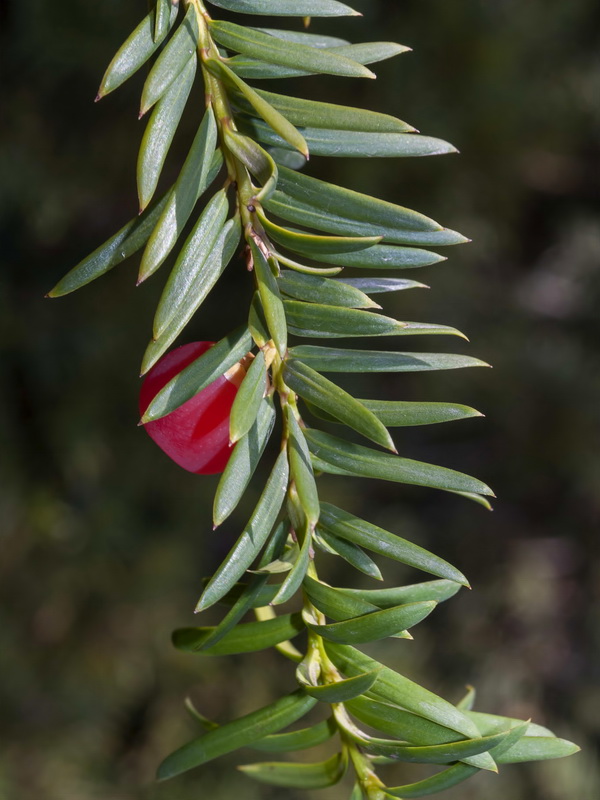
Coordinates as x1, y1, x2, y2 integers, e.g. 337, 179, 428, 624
139, 341, 246, 475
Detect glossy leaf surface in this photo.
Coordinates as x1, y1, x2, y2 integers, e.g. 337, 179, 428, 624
266, 197, 457, 250
209, 0, 358, 15
97, 4, 178, 97
229, 41, 407, 80
304, 244, 450, 269
325, 643, 482, 740
49, 190, 172, 296
341, 277, 428, 294
340, 579, 462, 608
318, 502, 468, 583
289, 345, 489, 373
358, 400, 483, 428
283, 360, 395, 450
254, 28, 348, 47
229, 350, 267, 443
276, 165, 441, 235
353, 729, 512, 763
158, 689, 316, 779
140, 4, 199, 114
142, 214, 240, 371
242, 116, 457, 159
347, 696, 502, 771
307, 398, 482, 428
137, 54, 197, 211
307, 602, 436, 644
284, 301, 462, 339
206, 57, 308, 156
154, 0, 172, 41
241, 89, 414, 133
304, 576, 382, 620
279, 271, 378, 309
197, 448, 289, 611
308, 432, 493, 500
348, 696, 468, 745
138, 109, 220, 282
211, 21, 375, 79
153, 189, 229, 336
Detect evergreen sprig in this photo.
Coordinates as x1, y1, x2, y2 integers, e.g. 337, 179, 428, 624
49, 1, 579, 796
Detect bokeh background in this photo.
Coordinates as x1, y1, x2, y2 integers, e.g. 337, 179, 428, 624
2, 0, 599, 798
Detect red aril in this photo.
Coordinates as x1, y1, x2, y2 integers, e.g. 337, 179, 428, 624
139, 341, 246, 474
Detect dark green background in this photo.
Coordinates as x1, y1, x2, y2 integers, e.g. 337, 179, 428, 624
1, 0, 599, 797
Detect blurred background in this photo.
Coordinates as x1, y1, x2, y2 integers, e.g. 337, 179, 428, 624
1, 0, 599, 797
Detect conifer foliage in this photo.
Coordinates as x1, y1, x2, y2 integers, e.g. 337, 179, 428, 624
50, 1, 579, 795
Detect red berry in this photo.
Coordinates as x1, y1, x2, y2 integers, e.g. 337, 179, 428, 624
139, 341, 246, 475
